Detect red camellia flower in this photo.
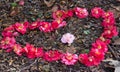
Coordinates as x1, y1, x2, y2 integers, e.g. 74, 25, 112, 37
29, 21, 40, 30
92, 40, 108, 52
14, 21, 29, 34
79, 53, 89, 65
86, 56, 101, 66
51, 18, 66, 29
35, 47, 44, 58
2, 25, 15, 37
97, 36, 111, 45
102, 16, 115, 27
13, 44, 24, 56
43, 50, 62, 62
65, 10, 73, 17
39, 22, 52, 32
61, 53, 78, 65
24, 44, 43, 58
0, 37, 16, 49
102, 26, 118, 38
74, 7, 88, 18
89, 48, 105, 61
91, 7, 104, 18
102, 11, 114, 18
52, 10, 66, 19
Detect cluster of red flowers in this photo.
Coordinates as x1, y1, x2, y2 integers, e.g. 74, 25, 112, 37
0, 7, 118, 66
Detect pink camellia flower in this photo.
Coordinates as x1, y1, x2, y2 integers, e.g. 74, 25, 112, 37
14, 21, 29, 34
61, 53, 78, 65
29, 21, 40, 30
102, 16, 115, 27
19, 0, 24, 6
2, 25, 15, 37
102, 26, 118, 38
51, 18, 66, 29
61, 33, 75, 45
91, 7, 104, 18
39, 22, 52, 32
0, 37, 16, 49
102, 11, 114, 18
89, 48, 105, 61
74, 7, 88, 18
24, 44, 43, 59
97, 36, 111, 45
43, 50, 62, 62
13, 44, 24, 56
92, 40, 108, 52
52, 10, 66, 19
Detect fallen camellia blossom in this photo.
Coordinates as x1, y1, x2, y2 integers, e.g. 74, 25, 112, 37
43, 50, 62, 62
29, 21, 40, 30
97, 36, 111, 45
91, 7, 104, 18
61, 33, 75, 45
61, 53, 78, 65
102, 26, 118, 38
39, 22, 52, 32
74, 7, 88, 18
52, 10, 66, 19
19, 0, 25, 6
102, 16, 115, 27
92, 40, 108, 52
102, 11, 114, 18
0, 37, 16, 49
2, 25, 19, 37
51, 18, 66, 29
65, 10, 73, 18
14, 21, 29, 34
24, 44, 43, 58
13, 44, 24, 56
89, 48, 105, 61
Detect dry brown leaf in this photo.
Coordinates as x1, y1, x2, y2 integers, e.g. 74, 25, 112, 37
113, 38, 120, 45
44, 0, 55, 7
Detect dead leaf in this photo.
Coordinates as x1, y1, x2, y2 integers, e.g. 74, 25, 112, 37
10, 7, 20, 16
113, 38, 120, 45
51, 5, 59, 12
44, 0, 56, 7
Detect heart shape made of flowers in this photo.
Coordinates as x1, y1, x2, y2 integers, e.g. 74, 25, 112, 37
0, 7, 118, 66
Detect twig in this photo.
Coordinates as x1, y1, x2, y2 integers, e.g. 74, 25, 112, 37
17, 58, 38, 72
108, 45, 118, 59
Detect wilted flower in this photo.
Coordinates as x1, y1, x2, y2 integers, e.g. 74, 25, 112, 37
14, 21, 29, 34
102, 16, 115, 27
51, 18, 66, 29
92, 40, 108, 52
52, 10, 66, 19
91, 7, 104, 18
74, 7, 88, 18
43, 50, 62, 62
29, 21, 40, 30
0, 37, 16, 49
39, 22, 52, 32
61, 53, 78, 65
13, 44, 24, 56
102, 26, 118, 38
61, 33, 75, 45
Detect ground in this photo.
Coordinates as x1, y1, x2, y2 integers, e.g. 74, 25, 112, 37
0, 0, 120, 72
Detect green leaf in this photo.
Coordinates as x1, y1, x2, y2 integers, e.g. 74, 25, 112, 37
11, 2, 17, 7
